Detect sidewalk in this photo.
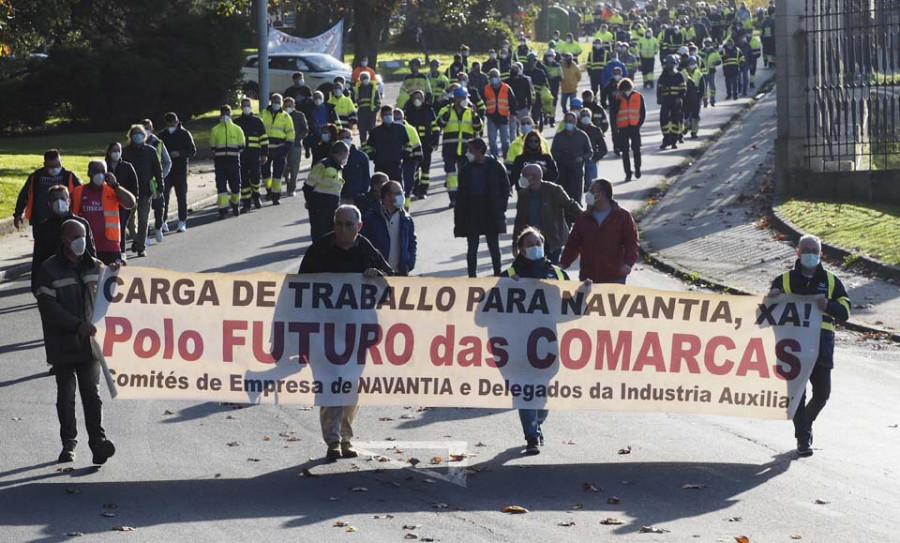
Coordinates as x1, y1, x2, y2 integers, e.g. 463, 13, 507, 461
639, 89, 900, 338
0, 160, 223, 282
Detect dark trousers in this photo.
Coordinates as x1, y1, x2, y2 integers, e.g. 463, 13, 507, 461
119, 207, 132, 253
55, 360, 106, 447
401, 159, 419, 198
466, 233, 501, 278
96, 251, 120, 265
163, 170, 188, 222
618, 126, 642, 175
152, 194, 165, 230
308, 194, 340, 242
240, 149, 262, 202
725, 72, 740, 98
557, 163, 584, 201
375, 162, 403, 183
589, 72, 603, 96
214, 159, 242, 200
793, 365, 831, 442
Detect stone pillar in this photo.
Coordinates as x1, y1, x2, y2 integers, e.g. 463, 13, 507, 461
774, 0, 810, 193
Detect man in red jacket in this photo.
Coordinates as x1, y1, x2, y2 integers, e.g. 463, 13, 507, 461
560, 178, 639, 284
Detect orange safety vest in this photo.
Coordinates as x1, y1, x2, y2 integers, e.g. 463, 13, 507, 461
483, 84, 511, 117
617, 92, 643, 128
24, 171, 76, 221
71, 184, 121, 243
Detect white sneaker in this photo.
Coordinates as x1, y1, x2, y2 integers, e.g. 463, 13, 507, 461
145, 236, 153, 247
160, 222, 170, 233
177, 221, 186, 233
155, 229, 164, 243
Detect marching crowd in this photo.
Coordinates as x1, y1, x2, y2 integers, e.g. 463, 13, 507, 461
9, 0, 846, 464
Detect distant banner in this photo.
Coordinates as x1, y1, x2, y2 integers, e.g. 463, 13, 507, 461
92, 267, 823, 420
267, 20, 343, 58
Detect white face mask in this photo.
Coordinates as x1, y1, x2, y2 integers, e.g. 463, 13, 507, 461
221, 115, 230, 123
52, 199, 69, 216
624, 90, 633, 97
70, 237, 86, 256
459, 80, 468, 88
413, 98, 423, 108
47, 166, 62, 176
518, 176, 529, 189
465, 151, 476, 163
580, 116, 592, 125
321, 133, 331, 143
271, 103, 281, 111
92, 173, 105, 185
314, 98, 323, 106
361, 79, 370, 86
285, 106, 295, 114
800, 253, 820, 268
361, 60, 368, 67
343, 138, 353, 147
524, 245, 545, 261
393, 194, 405, 209
167, 126, 176, 134
584, 191, 596, 207
334, 88, 343, 97
242, 106, 253, 115
110, 151, 121, 162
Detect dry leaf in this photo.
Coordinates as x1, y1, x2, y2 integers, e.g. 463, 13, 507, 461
346, 526, 357, 532
405, 535, 419, 540
329, 497, 339, 501
278, 431, 295, 437
247, 458, 260, 462
728, 517, 743, 522
57, 467, 74, 473
735, 537, 750, 543
558, 521, 576, 527
407, 458, 421, 467
475, 442, 487, 447
814, 499, 830, 505
299, 468, 315, 477
103, 504, 118, 509
226, 441, 240, 447
639, 525, 669, 533
350, 487, 368, 492
601, 518, 624, 525
163, 409, 174, 415
101, 512, 117, 518
607, 496, 621, 505
618, 446, 632, 455
112, 526, 136, 532
262, 436, 271, 441
423, 479, 436, 484
225, 415, 236, 420
433, 503, 449, 509
790, 536, 803, 540
66, 532, 85, 537
65, 488, 80, 495
386, 437, 397, 441
286, 437, 301, 442
403, 524, 420, 530
449, 454, 468, 462
430, 456, 444, 465
373, 514, 394, 519
564, 439, 576, 445
379, 417, 394, 421
501, 505, 529, 514
400, 414, 414, 419
572, 503, 584, 510
333, 520, 349, 527
682, 483, 707, 490
375, 455, 391, 462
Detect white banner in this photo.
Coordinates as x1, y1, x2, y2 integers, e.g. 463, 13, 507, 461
93, 267, 824, 419
267, 20, 344, 58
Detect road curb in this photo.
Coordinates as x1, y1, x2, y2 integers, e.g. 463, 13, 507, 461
0, 192, 219, 284
768, 197, 900, 283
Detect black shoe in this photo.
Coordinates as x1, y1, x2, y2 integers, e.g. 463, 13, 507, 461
58, 441, 76, 463
525, 440, 540, 455
91, 439, 116, 465
750, 83, 755, 89
253, 195, 262, 210
264, 192, 272, 201
231, 204, 240, 217
691, 132, 698, 138
711, 101, 716, 107
448, 201, 455, 208
672, 143, 678, 149
218, 209, 228, 220
797, 439, 813, 457
272, 193, 281, 206
635, 169, 641, 179
678, 135, 684, 143
624, 173, 632, 182
137, 250, 146, 257
241, 203, 252, 214
659, 144, 667, 150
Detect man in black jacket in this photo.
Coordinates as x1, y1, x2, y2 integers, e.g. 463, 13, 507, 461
158, 112, 197, 233
31, 185, 96, 294
298, 205, 392, 460
35, 220, 116, 465
121, 125, 163, 257
13, 149, 82, 230
767, 234, 851, 457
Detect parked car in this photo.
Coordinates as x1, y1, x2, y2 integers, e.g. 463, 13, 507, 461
241, 52, 383, 100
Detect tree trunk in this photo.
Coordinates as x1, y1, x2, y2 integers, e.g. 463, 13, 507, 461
351, 0, 389, 66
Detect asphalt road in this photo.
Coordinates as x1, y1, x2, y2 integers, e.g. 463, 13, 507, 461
1, 65, 898, 542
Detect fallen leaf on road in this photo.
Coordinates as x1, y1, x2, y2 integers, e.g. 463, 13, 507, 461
400, 414, 414, 419
379, 417, 394, 421
682, 483, 707, 490
346, 525, 357, 532
299, 468, 315, 477
618, 446, 632, 455
334, 520, 349, 527
433, 503, 449, 509
65, 488, 80, 495
163, 409, 174, 415
607, 496, 621, 505
449, 454, 468, 462
405, 535, 419, 540
558, 521, 576, 527
225, 415, 236, 420
226, 441, 240, 447
101, 512, 117, 518
112, 526, 136, 532
386, 437, 397, 441
583, 482, 599, 492
501, 505, 529, 514
66, 532, 84, 537
403, 524, 420, 530
430, 456, 444, 464
407, 458, 421, 467
572, 503, 584, 510
57, 467, 74, 473
247, 458, 260, 462
727, 517, 743, 522
350, 487, 368, 492
814, 499, 830, 505
286, 437, 301, 442
735, 537, 750, 543
790, 536, 803, 540
888, 424, 898, 429
564, 439, 576, 445
601, 518, 624, 525
639, 525, 669, 533
373, 514, 394, 519
423, 479, 436, 484
475, 442, 487, 447
262, 436, 271, 441
10, 417, 23, 421
375, 455, 391, 462
298, 406, 313, 411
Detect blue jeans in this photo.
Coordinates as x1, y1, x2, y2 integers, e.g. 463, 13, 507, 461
740, 67, 750, 95
725, 73, 740, 98
560, 92, 576, 113
584, 160, 598, 190
487, 118, 511, 159
519, 409, 549, 442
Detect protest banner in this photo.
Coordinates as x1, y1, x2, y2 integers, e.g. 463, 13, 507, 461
268, 20, 343, 58
92, 267, 822, 419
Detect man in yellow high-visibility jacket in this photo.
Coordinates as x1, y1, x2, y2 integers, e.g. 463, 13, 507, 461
260, 93, 295, 205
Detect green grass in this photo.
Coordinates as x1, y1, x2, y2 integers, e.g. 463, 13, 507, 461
777, 199, 900, 266
0, 99, 262, 219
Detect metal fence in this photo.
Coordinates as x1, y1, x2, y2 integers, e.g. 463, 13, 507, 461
804, 0, 900, 171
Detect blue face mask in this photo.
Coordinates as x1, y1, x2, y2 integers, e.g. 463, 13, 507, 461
382, 115, 394, 125
800, 253, 820, 268
522, 123, 533, 134
564, 122, 575, 131
132, 134, 145, 144
524, 245, 545, 261
491, 77, 501, 86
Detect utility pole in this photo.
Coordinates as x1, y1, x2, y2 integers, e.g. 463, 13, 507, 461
258, 0, 269, 113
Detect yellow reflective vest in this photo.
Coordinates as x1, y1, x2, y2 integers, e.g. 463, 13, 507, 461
305, 158, 344, 197
261, 108, 295, 150
210, 120, 245, 158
